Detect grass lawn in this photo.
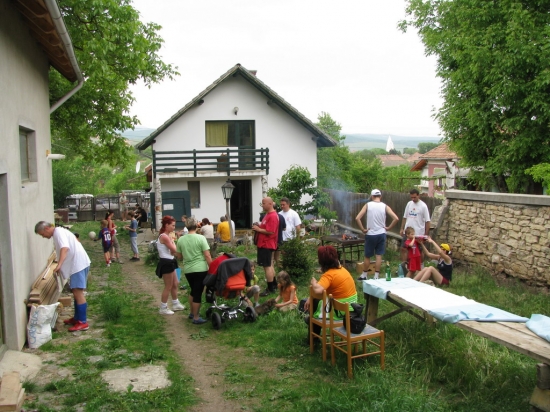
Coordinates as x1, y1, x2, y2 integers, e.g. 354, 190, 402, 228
25, 221, 549, 411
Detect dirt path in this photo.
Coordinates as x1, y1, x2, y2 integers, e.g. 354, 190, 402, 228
124, 259, 247, 412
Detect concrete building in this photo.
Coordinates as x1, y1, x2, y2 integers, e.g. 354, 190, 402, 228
0, 0, 82, 354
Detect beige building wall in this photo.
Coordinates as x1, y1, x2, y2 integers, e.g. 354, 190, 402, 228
0, 0, 56, 350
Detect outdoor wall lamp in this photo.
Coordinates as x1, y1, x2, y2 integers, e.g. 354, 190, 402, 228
234, 106, 239, 115
46, 150, 65, 160
222, 179, 235, 241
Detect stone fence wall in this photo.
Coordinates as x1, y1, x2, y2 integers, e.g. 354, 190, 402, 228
436, 190, 550, 286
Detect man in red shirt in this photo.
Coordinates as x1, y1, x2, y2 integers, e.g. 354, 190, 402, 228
253, 197, 279, 296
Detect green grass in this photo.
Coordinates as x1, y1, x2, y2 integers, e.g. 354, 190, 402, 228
29, 222, 548, 412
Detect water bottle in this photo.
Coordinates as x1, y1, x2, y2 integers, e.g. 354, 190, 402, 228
397, 263, 405, 278
385, 261, 392, 281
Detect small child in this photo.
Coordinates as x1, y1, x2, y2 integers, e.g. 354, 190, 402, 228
99, 220, 112, 267
404, 227, 422, 278
125, 211, 139, 261
274, 271, 298, 312
242, 260, 260, 307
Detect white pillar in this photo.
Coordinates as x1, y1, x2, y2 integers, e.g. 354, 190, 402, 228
154, 176, 162, 230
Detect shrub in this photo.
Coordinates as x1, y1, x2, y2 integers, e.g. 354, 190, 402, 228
280, 236, 315, 280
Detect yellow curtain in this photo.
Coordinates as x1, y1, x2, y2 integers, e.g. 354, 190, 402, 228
206, 122, 229, 146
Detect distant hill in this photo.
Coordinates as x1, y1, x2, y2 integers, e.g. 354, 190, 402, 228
120, 127, 155, 144
343, 133, 441, 152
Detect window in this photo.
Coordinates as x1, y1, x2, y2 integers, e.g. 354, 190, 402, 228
20, 128, 37, 182
205, 121, 255, 147
188, 181, 200, 208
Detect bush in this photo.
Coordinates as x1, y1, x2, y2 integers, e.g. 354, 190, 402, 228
280, 237, 316, 280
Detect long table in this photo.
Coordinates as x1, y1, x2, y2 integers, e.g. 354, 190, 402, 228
320, 235, 364, 266
363, 278, 550, 410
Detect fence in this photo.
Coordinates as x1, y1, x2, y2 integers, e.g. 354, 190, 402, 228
326, 189, 443, 235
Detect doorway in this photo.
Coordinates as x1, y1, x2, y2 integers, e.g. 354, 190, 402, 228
230, 180, 251, 229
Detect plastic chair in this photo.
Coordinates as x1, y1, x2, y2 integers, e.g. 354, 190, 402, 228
329, 295, 385, 378
309, 286, 343, 361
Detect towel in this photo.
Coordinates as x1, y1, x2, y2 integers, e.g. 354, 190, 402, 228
526, 314, 550, 342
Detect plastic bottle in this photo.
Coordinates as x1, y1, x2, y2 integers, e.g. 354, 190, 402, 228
397, 263, 405, 278
385, 261, 392, 281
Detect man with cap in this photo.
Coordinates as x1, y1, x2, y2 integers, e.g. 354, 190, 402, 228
355, 189, 399, 280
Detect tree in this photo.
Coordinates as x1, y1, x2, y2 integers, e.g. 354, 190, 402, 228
388, 148, 400, 155
316, 113, 355, 190
403, 147, 418, 155
417, 142, 438, 154
401, 1, 550, 192
50, 0, 178, 165
526, 164, 550, 191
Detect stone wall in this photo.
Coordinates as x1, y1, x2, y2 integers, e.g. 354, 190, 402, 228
437, 190, 550, 286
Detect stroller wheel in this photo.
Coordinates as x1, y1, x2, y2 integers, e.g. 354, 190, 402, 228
212, 312, 222, 330
205, 308, 213, 319
244, 306, 257, 323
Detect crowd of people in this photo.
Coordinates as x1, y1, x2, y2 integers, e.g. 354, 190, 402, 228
35, 189, 451, 334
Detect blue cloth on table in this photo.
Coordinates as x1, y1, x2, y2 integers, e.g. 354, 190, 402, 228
526, 314, 550, 342
428, 303, 529, 324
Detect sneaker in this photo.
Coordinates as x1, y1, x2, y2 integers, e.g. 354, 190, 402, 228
106, 264, 110, 268
130, 257, 137, 261
188, 313, 194, 319
172, 302, 185, 311
192, 318, 207, 325
373, 274, 379, 280
259, 289, 274, 297
357, 275, 367, 281
159, 307, 174, 315
117, 259, 124, 264
254, 303, 260, 308
68, 321, 89, 332
63, 317, 77, 325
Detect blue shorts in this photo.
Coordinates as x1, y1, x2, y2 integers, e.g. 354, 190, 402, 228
364, 233, 386, 258
69, 266, 89, 289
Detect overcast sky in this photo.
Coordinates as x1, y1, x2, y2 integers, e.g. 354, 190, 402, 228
128, 0, 443, 137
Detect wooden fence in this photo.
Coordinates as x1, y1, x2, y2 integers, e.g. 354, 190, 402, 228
326, 189, 443, 235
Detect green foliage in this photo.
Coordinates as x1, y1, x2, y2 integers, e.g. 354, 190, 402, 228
99, 290, 124, 321
50, 0, 179, 164
526, 163, 550, 191
417, 142, 439, 154
388, 148, 400, 155
267, 165, 328, 218
402, 1, 550, 192
403, 147, 418, 155
280, 237, 315, 281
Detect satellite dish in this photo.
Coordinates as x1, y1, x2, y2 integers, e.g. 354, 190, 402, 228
135, 161, 140, 173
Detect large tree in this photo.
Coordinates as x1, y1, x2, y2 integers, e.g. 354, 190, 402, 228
401, 1, 550, 192
50, 0, 178, 165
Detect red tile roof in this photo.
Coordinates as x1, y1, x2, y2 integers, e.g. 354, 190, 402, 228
420, 143, 458, 159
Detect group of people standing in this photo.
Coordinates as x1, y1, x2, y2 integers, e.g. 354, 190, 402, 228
355, 188, 453, 286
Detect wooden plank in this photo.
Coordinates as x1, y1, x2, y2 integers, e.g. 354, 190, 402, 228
365, 294, 379, 325
0, 372, 22, 411
457, 321, 550, 364
47, 251, 56, 267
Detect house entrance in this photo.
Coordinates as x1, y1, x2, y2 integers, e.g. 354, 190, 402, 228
230, 180, 251, 230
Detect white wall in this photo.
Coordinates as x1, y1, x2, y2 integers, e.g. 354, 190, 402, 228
0, 0, 55, 350
153, 75, 319, 221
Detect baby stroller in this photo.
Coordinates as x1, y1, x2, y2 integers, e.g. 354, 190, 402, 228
203, 254, 257, 330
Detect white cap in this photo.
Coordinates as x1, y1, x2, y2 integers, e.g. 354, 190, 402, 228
371, 189, 382, 196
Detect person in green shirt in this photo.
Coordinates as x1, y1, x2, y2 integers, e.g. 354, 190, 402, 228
175, 217, 212, 324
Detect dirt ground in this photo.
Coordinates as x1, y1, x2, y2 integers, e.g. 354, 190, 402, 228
24, 233, 257, 412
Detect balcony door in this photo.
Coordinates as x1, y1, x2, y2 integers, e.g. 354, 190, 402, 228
205, 121, 255, 170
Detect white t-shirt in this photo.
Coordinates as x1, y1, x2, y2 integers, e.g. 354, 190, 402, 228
53, 227, 91, 279
200, 224, 214, 240
365, 201, 387, 236
280, 209, 302, 241
403, 200, 431, 236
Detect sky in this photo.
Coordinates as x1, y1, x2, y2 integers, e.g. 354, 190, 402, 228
128, 0, 443, 138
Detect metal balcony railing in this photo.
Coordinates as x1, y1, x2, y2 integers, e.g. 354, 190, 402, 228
152, 148, 269, 177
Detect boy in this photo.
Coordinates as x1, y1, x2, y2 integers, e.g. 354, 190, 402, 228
404, 227, 422, 278
99, 220, 112, 267
242, 260, 260, 308
125, 211, 140, 261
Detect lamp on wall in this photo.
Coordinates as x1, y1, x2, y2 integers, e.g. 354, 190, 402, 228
234, 106, 239, 115
46, 150, 65, 160
221, 179, 235, 241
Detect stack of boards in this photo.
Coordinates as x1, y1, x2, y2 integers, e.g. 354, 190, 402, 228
28, 252, 62, 307
0, 372, 24, 412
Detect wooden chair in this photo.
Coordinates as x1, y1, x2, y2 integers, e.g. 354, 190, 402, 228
309, 286, 343, 361
329, 295, 385, 378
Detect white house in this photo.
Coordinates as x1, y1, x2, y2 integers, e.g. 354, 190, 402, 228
0, 0, 82, 354
410, 143, 464, 197
136, 64, 336, 229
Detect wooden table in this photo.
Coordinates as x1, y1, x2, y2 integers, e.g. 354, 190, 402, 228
363, 278, 550, 411
320, 235, 365, 266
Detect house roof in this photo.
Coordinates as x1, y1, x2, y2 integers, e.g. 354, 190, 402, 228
135, 63, 338, 150
13, 0, 78, 82
406, 152, 422, 163
377, 154, 409, 167
419, 143, 457, 160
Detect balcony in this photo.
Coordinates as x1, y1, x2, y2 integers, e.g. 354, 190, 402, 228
152, 148, 269, 178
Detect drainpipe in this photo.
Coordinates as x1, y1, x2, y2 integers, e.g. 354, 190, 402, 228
44, 0, 85, 113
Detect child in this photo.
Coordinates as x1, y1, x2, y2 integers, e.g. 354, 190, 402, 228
99, 220, 112, 267
274, 271, 298, 312
125, 211, 139, 261
404, 227, 422, 278
242, 260, 260, 308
